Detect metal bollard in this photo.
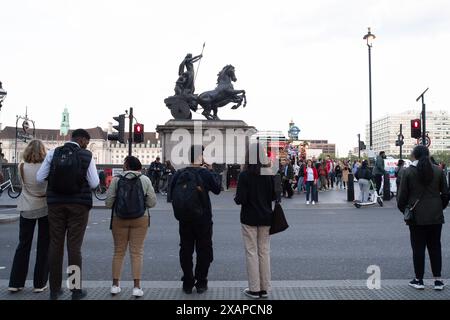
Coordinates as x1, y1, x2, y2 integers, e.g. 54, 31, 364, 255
383, 172, 391, 201
347, 173, 354, 202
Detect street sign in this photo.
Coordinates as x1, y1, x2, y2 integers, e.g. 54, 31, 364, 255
17, 132, 33, 142
417, 136, 431, 147
288, 126, 300, 139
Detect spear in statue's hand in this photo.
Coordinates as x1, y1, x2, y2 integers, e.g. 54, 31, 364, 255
194, 42, 206, 84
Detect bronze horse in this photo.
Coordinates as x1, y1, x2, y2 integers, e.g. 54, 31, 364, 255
197, 65, 246, 120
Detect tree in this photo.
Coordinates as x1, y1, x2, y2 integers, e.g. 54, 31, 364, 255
432, 151, 450, 165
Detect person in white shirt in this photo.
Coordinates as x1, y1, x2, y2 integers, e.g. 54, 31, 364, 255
36, 129, 99, 300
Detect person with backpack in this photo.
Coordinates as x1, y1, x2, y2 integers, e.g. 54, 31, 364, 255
234, 143, 277, 299
105, 156, 156, 297
355, 160, 372, 203
36, 129, 99, 300
170, 145, 221, 294
8, 140, 49, 294
397, 145, 449, 291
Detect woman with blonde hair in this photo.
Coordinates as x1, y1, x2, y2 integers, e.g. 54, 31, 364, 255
8, 140, 49, 293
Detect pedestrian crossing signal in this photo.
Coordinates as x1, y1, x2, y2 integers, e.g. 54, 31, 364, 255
410, 119, 421, 139
134, 123, 144, 143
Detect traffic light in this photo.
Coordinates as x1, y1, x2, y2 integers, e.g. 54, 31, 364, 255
133, 123, 144, 143
411, 119, 421, 139
359, 141, 366, 150
108, 114, 126, 143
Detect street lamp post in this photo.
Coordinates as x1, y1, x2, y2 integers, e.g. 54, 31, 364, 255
0, 81, 7, 111
363, 27, 376, 150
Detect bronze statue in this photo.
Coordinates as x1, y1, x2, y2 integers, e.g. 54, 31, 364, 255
175, 53, 202, 95
164, 51, 246, 120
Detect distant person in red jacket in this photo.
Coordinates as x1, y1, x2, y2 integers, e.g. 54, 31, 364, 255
304, 159, 319, 205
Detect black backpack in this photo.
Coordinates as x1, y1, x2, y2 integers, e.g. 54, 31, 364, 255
49, 145, 84, 195
114, 173, 146, 219
171, 168, 205, 222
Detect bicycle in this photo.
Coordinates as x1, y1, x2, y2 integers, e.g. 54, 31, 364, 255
0, 168, 22, 199
93, 184, 107, 201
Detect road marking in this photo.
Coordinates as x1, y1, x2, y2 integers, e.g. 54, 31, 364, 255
0, 267, 6, 270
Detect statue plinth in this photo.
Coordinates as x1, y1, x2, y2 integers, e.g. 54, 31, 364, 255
156, 119, 257, 169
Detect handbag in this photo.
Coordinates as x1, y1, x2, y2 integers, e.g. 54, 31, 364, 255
270, 201, 289, 235
403, 192, 423, 223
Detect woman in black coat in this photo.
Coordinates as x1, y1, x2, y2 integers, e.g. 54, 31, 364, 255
397, 145, 449, 290
235, 143, 276, 299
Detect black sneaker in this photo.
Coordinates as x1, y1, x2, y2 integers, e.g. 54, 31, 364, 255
259, 290, 268, 298
408, 279, 425, 290
244, 288, 260, 299
182, 284, 193, 294
71, 289, 87, 300
49, 290, 64, 300
434, 280, 445, 291
195, 284, 208, 294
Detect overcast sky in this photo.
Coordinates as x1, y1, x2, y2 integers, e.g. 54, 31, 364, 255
1, 0, 449, 155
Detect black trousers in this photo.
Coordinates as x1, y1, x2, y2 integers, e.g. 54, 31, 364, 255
179, 221, 213, 286
48, 204, 90, 292
282, 180, 293, 198
152, 175, 161, 193
9, 216, 49, 288
409, 224, 442, 279
374, 174, 383, 194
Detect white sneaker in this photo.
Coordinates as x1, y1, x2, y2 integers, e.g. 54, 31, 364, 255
110, 285, 121, 295
132, 287, 144, 297
306, 201, 310, 205
33, 285, 48, 293
312, 201, 316, 205
8, 287, 24, 293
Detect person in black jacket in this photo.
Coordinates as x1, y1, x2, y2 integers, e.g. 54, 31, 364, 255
170, 145, 221, 295
397, 145, 449, 290
355, 160, 372, 203
235, 143, 276, 299
148, 157, 164, 193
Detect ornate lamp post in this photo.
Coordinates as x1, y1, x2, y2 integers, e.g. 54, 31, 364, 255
363, 27, 376, 150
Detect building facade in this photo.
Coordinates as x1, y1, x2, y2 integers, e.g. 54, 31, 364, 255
0, 126, 161, 166
305, 140, 336, 155
365, 110, 450, 156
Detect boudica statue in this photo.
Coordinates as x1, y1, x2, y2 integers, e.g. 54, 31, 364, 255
164, 44, 247, 120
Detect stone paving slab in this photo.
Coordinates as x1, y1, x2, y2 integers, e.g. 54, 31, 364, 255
1, 280, 449, 300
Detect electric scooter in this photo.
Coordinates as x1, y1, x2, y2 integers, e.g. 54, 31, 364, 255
354, 180, 383, 208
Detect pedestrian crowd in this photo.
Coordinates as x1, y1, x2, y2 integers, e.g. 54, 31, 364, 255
5, 131, 449, 300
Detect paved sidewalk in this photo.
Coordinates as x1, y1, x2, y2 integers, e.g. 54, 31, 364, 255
0, 188, 397, 210
1, 279, 449, 300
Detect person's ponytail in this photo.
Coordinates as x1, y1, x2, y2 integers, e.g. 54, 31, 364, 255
412, 145, 433, 185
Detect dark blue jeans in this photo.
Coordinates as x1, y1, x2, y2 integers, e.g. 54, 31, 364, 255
305, 181, 317, 202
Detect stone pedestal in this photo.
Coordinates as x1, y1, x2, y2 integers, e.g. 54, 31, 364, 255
156, 120, 256, 169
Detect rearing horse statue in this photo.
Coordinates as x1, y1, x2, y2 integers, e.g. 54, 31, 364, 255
197, 65, 246, 120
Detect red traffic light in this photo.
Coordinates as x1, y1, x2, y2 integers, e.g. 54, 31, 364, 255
410, 119, 421, 139
133, 123, 144, 143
